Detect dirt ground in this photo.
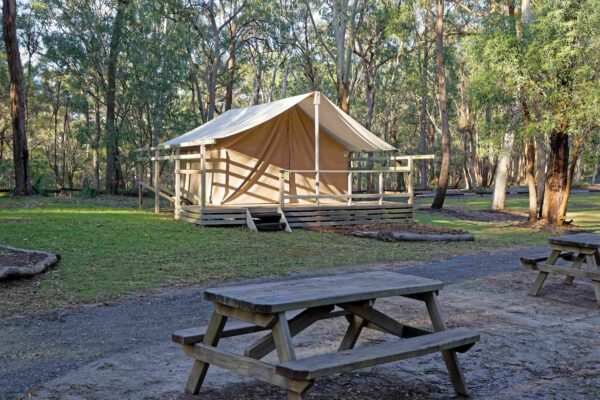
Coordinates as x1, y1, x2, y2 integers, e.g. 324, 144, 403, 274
23, 256, 600, 400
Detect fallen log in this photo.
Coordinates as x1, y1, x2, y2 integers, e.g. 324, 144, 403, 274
353, 231, 475, 242
0, 245, 59, 279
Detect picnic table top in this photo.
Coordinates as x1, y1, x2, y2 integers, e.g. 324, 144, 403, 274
549, 233, 600, 249
204, 271, 443, 313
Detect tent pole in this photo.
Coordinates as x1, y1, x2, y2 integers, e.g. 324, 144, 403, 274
200, 144, 206, 210
174, 147, 181, 220
314, 91, 320, 206
154, 149, 160, 214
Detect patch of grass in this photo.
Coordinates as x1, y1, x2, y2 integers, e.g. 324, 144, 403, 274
421, 192, 600, 232
1, 193, 596, 315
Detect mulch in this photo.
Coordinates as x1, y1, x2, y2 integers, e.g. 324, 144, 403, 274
0, 248, 48, 268
307, 222, 467, 236
419, 205, 528, 222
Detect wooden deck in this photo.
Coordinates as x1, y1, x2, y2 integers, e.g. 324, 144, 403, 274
179, 201, 413, 228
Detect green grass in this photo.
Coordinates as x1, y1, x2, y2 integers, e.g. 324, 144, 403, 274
429, 192, 600, 232
1, 192, 597, 315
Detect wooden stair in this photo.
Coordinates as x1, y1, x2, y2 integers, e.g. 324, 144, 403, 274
246, 208, 292, 232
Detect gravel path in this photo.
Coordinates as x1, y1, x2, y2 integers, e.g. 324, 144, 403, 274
0, 246, 548, 399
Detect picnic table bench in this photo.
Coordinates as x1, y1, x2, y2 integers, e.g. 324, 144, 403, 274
522, 233, 600, 305
172, 271, 479, 399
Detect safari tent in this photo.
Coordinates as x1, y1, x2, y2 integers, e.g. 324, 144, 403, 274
137, 92, 431, 230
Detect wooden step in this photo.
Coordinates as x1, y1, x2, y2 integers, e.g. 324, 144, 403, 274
252, 212, 282, 220
255, 222, 287, 231
275, 327, 479, 380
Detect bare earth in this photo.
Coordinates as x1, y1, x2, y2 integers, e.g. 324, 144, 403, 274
3, 248, 600, 399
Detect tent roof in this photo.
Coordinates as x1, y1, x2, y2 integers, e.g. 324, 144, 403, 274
159, 92, 394, 152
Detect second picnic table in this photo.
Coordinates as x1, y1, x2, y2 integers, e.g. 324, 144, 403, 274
172, 271, 479, 399
522, 233, 600, 305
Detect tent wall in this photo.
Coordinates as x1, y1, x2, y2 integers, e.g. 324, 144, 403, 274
180, 106, 348, 205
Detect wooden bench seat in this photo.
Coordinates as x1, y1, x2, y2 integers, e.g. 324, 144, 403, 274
276, 327, 479, 380
173, 308, 348, 345
520, 252, 576, 267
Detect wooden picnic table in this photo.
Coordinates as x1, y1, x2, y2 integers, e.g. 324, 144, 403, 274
172, 271, 479, 399
522, 233, 600, 305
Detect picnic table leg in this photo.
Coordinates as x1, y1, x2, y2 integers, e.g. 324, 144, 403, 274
245, 306, 334, 359
338, 314, 366, 351
565, 253, 587, 285
271, 313, 311, 400
589, 252, 600, 306
529, 249, 561, 296
423, 292, 470, 397
184, 311, 227, 394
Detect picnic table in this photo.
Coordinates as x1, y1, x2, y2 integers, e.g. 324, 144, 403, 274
522, 233, 600, 305
172, 271, 479, 399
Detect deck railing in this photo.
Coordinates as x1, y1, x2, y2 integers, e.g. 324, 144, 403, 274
277, 168, 410, 208
278, 155, 435, 208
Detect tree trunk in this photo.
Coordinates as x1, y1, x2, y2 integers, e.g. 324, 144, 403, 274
93, 83, 101, 191
224, 2, 237, 111
521, 101, 537, 221
105, 0, 127, 194
2, 0, 33, 195
418, 38, 430, 189
555, 136, 580, 222
492, 132, 514, 210
541, 124, 569, 225
535, 135, 546, 209
431, 0, 450, 209
492, 101, 519, 210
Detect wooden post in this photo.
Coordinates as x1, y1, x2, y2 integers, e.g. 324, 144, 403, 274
347, 172, 353, 206
174, 147, 181, 220
378, 172, 384, 205
407, 157, 414, 205
314, 91, 320, 206
154, 149, 160, 214
279, 170, 285, 208
200, 145, 206, 210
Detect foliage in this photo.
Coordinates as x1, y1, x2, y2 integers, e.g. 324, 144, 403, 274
0, 0, 598, 193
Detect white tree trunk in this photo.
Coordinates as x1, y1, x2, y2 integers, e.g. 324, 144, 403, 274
492, 131, 514, 210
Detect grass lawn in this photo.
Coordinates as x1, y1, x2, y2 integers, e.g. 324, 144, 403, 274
433, 192, 600, 232
1, 192, 598, 315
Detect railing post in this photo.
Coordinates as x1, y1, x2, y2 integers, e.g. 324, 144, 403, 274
314, 92, 320, 206
154, 149, 160, 214
378, 171, 384, 205
279, 170, 285, 208
347, 171, 353, 206
407, 157, 414, 205
200, 145, 206, 210
174, 147, 181, 220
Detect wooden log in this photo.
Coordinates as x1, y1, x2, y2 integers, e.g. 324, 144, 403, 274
352, 231, 474, 242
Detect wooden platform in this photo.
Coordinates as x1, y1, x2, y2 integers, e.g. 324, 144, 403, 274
179, 202, 413, 228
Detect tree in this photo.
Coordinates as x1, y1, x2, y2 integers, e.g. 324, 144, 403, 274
2, 0, 33, 195
306, 0, 365, 113
105, 0, 129, 194
431, 0, 450, 209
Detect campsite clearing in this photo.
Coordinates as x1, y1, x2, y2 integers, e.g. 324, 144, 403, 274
0, 193, 598, 317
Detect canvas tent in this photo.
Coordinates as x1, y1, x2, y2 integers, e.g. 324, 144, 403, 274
159, 92, 394, 206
